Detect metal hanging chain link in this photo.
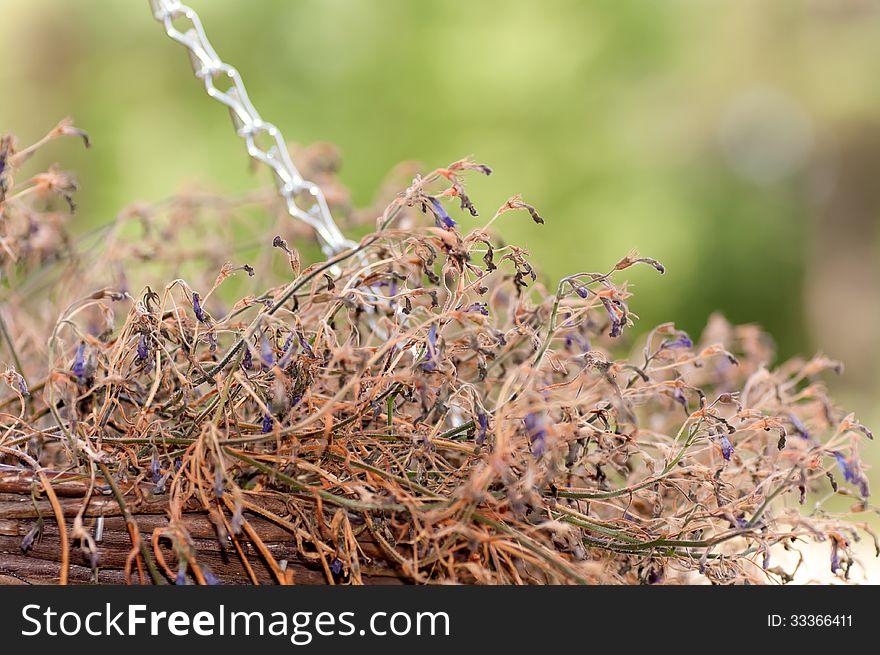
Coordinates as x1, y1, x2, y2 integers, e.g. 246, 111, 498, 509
148, 0, 356, 257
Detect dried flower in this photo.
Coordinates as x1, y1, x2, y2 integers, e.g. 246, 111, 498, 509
499, 194, 544, 224
421, 324, 439, 372
203, 567, 220, 585
428, 196, 456, 230
663, 334, 693, 349
460, 302, 489, 316
476, 410, 489, 444
718, 434, 734, 461
192, 292, 208, 323
136, 333, 150, 362
20, 522, 42, 552
524, 413, 547, 457
833, 452, 856, 484
72, 341, 87, 382
150, 451, 161, 483
260, 334, 274, 368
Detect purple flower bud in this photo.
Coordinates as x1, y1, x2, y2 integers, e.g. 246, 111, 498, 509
150, 452, 161, 483
175, 569, 187, 585
830, 539, 842, 574
298, 331, 316, 358
575, 286, 589, 299
192, 292, 208, 323
663, 335, 693, 349
600, 297, 624, 338
260, 335, 274, 368
330, 558, 343, 576
429, 197, 456, 229
461, 302, 489, 316
564, 334, 591, 354
789, 413, 810, 440
242, 346, 253, 370
476, 410, 489, 444
834, 452, 857, 485
15, 373, 29, 397
262, 414, 273, 433
719, 434, 734, 461
136, 333, 150, 361
524, 413, 547, 457
231, 503, 244, 535
203, 567, 220, 585
672, 388, 688, 412
214, 466, 224, 499
154, 472, 170, 495
72, 342, 87, 382
20, 523, 41, 552
421, 325, 439, 372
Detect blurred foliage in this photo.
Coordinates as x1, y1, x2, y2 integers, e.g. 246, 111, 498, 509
2, 0, 879, 382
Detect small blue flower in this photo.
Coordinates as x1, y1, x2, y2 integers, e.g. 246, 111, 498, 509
214, 466, 224, 499
830, 539, 842, 574
175, 568, 187, 585
575, 286, 589, 299
524, 413, 547, 457
150, 452, 161, 483
330, 558, 343, 576
72, 342, 87, 382
834, 452, 857, 484
600, 298, 624, 338
663, 334, 693, 349
789, 413, 810, 440
202, 567, 220, 585
672, 388, 688, 412
277, 333, 297, 368
192, 292, 208, 323
15, 372, 29, 397
429, 196, 456, 229
388, 279, 398, 308
231, 504, 244, 535
718, 434, 734, 461
136, 333, 150, 361
476, 410, 489, 444
261, 414, 273, 433
461, 302, 489, 316
298, 332, 316, 358
20, 523, 41, 553
564, 334, 590, 354
421, 325, 439, 372
260, 335, 274, 368
154, 473, 169, 495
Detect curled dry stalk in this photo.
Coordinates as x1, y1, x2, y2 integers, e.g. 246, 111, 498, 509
0, 120, 875, 585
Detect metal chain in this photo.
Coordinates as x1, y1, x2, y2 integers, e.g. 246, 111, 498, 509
148, 0, 355, 257
148, 0, 462, 425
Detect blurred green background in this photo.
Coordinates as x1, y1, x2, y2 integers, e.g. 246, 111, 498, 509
1, 0, 878, 406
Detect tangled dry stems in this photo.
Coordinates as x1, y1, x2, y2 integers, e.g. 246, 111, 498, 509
0, 119, 875, 585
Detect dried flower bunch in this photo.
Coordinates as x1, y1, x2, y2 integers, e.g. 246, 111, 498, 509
0, 119, 874, 585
